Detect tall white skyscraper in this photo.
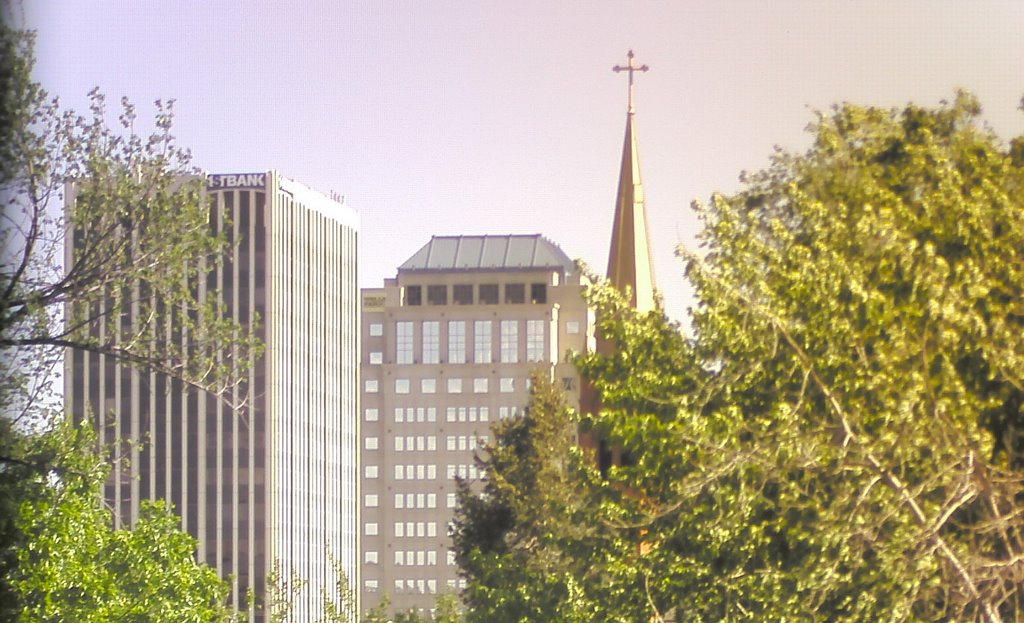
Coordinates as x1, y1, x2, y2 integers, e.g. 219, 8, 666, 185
65, 171, 360, 622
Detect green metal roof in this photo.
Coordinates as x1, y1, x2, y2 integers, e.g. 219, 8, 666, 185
398, 235, 575, 273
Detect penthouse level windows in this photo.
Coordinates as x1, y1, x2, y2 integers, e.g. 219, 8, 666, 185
400, 282, 549, 306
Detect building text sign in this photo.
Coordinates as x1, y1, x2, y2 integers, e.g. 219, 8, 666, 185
207, 173, 266, 190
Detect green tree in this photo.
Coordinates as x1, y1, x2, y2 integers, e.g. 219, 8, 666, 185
582, 92, 1024, 622
459, 93, 1024, 622
451, 371, 610, 622
9, 420, 234, 622
0, 12, 257, 620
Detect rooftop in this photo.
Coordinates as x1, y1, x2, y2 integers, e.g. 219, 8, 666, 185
398, 234, 575, 273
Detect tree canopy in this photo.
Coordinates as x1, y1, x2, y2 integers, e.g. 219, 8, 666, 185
0, 14, 256, 621
455, 93, 1024, 622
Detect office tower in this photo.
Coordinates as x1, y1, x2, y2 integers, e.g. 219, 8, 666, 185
65, 171, 360, 622
359, 234, 590, 614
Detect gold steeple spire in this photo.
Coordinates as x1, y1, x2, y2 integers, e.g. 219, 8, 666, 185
607, 50, 657, 312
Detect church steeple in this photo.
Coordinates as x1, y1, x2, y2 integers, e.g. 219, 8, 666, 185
607, 50, 657, 312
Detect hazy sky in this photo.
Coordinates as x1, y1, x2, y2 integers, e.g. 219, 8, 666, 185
23, 1, 1024, 321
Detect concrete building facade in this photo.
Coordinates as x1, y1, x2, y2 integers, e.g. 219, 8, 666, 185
359, 234, 591, 614
65, 171, 360, 622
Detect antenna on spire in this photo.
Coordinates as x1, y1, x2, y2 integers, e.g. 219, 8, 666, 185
612, 49, 649, 114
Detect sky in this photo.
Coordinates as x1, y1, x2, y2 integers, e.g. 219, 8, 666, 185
21, 1, 1024, 322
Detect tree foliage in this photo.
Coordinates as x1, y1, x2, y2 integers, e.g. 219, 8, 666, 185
0, 13, 256, 621
457, 94, 1024, 622
8, 421, 234, 623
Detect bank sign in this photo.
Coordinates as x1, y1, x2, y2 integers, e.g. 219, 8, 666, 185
207, 173, 266, 190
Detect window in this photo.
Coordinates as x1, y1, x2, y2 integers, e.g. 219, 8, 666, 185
365, 494, 379, 507
365, 379, 378, 393
479, 407, 489, 421
369, 322, 383, 337
394, 407, 405, 423
500, 377, 515, 393
396, 321, 413, 364
500, 320, 519, 363
427, 285, 447, 305
474, 321, 492, 363
530, 283, 547, 304
421, 378, 436, 394
365, 465, 378, 478
427, 493, 437, 508
365, 408, 379, 421
365, 523, 378, 536
448, 321, 466, 363
562, 377, 577, 391
526, 319, 545, 362
394, 493, 404, 508
394, 465, 404, 479
447, 378, 462, 394
395, 379, 410, 394
369, 351, 382, 364
453, 284, 473, 305
479, 283, 499, 304
446, 407, 456, 422
395, 437, 405, 452
422, 321, 439, 364
395, 523, 405, 537
505, 283, 525, 304
364, 579, 379, 592
447, 550, 456, 565
365, 551, 378, 564
474, 378, 488, 393
365, 437, 379, 450
447, 493, 457, 508
405, 285, 422, 306
566, 320, 580, 334
427, 407, 437, 422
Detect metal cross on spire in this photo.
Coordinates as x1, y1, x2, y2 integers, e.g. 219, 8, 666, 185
613, 49, 649, 114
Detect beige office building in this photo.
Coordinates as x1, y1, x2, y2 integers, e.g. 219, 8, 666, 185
65, 171, 360, 622
359, 234, 591, 614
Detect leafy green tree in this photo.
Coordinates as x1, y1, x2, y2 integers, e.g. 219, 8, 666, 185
451, 371, 611, 622
9, 420, 235, 622
0, 11, 257, 621
459, 93, 1024, 622
580, 92, 1024, 622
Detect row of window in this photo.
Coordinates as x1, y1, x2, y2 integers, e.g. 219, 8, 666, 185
382, 320, 548, 365
368, 319, 580, 338
366, 376, 520, 395
392, 549, 438, 566
363, 549, 458, 567
364, 492, 440, 509
388, 435, 490, 452
393, 464, 438, 480
361, 462, 486, 482
365, 405, 516, 423
363, 521, 439, 538
394, 492, 437, 509
363, 490, 458, 508
363, 578, 442, 595
404, 283, 547, 307
446, 464, 482, 480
